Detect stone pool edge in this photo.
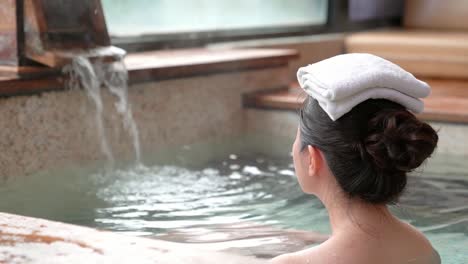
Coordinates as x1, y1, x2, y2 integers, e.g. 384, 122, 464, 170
0, 212, 266, 264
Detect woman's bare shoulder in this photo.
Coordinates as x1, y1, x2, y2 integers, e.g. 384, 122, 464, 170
269, 244, 327, 264
270, 253, 299, 264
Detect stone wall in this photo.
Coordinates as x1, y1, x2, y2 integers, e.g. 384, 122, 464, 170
0, 67, 288, 177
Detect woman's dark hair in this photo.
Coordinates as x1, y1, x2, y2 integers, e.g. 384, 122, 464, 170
299, 97, 438, 204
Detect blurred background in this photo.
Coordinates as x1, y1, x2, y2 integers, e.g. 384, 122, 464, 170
0, 0, 467, 263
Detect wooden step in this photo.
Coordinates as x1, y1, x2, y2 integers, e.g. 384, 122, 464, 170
243, 85, 304, 110
244, 79, 468, 124
345, 30, 468, 80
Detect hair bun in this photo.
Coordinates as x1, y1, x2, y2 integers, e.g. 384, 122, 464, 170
364, 109, 438, 174
299, 98, 438, 204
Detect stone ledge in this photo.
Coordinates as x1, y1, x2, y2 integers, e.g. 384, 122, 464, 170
0, 212, 265, 264
126, 48, 298, 83
0, 48, 298, 97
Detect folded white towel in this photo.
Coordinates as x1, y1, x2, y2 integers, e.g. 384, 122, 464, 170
316, 88, 424, 121
297, 53, 431, 121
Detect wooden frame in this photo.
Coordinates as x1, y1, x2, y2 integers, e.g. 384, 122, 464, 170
114, 0, 403, 52
23, 0, 119, 67
0, 0, 19, 66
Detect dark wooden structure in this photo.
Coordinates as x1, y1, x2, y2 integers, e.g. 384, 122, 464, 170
0, 0, 124, 70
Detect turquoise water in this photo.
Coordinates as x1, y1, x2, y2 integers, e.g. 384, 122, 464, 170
0, 136, 467, 262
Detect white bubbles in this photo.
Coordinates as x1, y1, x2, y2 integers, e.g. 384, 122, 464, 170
229, 172, 243, 180
278, 170, 295, 177
202, 168, 219, 176
242, 166, 262, 176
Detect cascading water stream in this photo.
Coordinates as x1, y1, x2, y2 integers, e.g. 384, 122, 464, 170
63, 56, 141, 166
64, 57, 115, 166
96, 58, 141, 163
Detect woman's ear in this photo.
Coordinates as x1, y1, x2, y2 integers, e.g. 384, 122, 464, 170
307, 145, 322, 177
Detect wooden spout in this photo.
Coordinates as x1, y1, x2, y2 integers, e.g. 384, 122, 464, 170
23, 0, 122, 67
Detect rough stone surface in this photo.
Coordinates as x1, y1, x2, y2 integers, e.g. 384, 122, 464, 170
0, 67, 289, 178
0, 213, 266, 264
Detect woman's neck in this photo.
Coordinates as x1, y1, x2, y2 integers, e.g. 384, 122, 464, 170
320, 190, 396, 236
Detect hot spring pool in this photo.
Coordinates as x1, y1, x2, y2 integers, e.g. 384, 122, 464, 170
1, 135, 467, 263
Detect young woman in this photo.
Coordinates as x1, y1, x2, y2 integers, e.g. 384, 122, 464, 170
272, 54, 440, 264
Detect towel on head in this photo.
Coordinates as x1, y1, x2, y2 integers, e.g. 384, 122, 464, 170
297, 53, 431, 121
